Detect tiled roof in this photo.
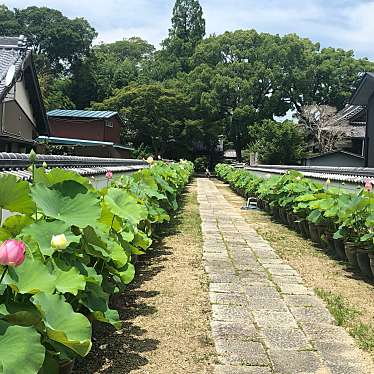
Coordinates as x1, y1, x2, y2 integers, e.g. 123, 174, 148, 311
0, 46, 25, 100
48, 109, 118, 119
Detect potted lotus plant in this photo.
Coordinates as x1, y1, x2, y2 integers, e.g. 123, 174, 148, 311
334, 190, 373, 277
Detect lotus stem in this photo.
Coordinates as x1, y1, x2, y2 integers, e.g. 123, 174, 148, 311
0, 266, 8, 284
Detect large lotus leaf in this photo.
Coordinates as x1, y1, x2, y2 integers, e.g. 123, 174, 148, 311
104, 189, 148, 226
5, 257, 56, 294
0, 175, 35, 214
83, 226, 111, 261
34, 167, 92, 190
99, 203, 123, 232
2, 215, 33, 237
119, 222, 135, 242
79, 284, 121, 329
21, 220, 80, 256
107, 239, 128, 268
0, 228, 10, 241
93, 309, 121, 330
53, 264, 86, 296
30, 184, 100, 227
0, 322, 45, 374
109, 263, 135, 284
31, 293, 92, 357
131, 173, 166, 200
133, 231, 152, 250
0, 302, 41, 327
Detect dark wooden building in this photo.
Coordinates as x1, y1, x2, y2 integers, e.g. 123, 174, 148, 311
0, 36, 49, 153
350, 72, 374, 167
40, 109, 132, 158
48, 109, 122, 144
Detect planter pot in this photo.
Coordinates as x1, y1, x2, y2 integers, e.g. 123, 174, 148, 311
344, 242, 359, 268
286, 212, 295, 229
308, 222, 320, 244
59, 360, 75, 374
272, 207, 281, 221
293, 215, 302, 234
279, 208, 288, 225
333, 239, 347, 260
298, 219, 309, 239
301, 220, 310, 239
316, 224, 328, 249
323, 231, 335, 252
356, 249, 373, 278
257, 199, 264, 210
369, 252, 374, 277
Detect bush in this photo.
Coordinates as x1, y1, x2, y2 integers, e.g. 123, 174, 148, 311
193, 156, 208, 172
248, 119, 306, 165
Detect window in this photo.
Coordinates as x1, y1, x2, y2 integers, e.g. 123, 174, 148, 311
105, 121, 113, 128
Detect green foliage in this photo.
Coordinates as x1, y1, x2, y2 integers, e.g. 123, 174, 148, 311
0, 161, 193, 371
215, 164, 373, 246
92, 83, 189, 157
248, 119, 306, 165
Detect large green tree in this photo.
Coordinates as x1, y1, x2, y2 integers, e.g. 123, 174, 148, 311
13, 6, 97, 72
92, 83, 188, 157
162, 0, 205, 73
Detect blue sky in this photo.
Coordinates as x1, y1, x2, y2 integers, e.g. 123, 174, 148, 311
4, 0, 374, 59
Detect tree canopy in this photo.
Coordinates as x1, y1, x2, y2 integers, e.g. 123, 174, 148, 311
1, 1, 373, 163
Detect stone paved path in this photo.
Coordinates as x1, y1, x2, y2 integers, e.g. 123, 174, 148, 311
197, 178, 374, 374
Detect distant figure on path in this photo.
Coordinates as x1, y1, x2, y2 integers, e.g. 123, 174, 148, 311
205, 168, 211, 178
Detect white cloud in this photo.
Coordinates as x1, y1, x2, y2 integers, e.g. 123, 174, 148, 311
3, 0, 374, 59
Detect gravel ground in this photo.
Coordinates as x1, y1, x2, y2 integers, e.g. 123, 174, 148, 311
75, 181, 216, 373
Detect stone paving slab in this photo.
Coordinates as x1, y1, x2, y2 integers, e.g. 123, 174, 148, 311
197, 178, 374, 374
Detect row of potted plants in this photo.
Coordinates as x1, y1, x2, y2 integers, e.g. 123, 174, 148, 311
215, 164, 374, 279
0, 158, 193, 373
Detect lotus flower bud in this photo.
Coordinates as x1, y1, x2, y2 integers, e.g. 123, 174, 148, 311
42, 161, 48, 168
326, 179, 331, 185
146, 156, 154, 165
364, 179, 373, 192
296, 176, 301, 181
105, 171, 113, 180
0, 240, 26, 267
29, 149, 37, 163
51, 234, 68, 250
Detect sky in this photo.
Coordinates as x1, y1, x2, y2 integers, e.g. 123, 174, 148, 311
3, 0, 374, 60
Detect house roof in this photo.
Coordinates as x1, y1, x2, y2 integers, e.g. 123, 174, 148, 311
350, 72, 374, 106
0, 41, 26, 101
0, 35, 49, 136
36, 136, 134, 150
48, 109, 118, 119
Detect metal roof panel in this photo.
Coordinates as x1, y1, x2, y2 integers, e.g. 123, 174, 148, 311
47, 109, 118, 119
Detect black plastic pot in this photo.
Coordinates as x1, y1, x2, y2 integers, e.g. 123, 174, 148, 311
279, 208, 288, 225
333, 239, 347, 260
272, 206, 281, 221
298, 220, 309, 239
344, 242, 359, 268
59, 360, 75, 374
356, 249, 373, 278
323, 231, 335, 252
369, 252, 374, 277
308, 222, 320, 244
257, 199, 264, 210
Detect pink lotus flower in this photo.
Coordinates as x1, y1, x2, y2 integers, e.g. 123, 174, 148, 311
364, 179, 373, 192
105, 171, 113, 180
0, 240, 26, 267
